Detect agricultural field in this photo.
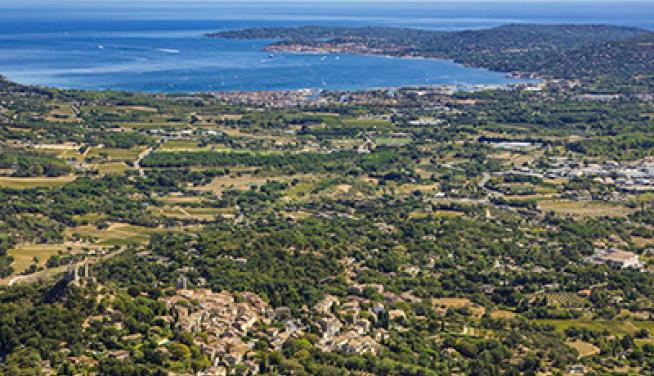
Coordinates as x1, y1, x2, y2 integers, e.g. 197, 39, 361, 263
534, 319, 654, 336
65, 223, 158, 246
116, 121, 189, 130
342, 118, 393, 129
85, 146, 147, 161
159, 139, 210, 152
374, 137, 412, 146
567, 340, 600, 358
432, 298, 486, 317
7, 244, 76, 275
0, 175, 76, 189
95, 162, 130, 175
150, 205, 229, 221
537, 199, 635, 218
540, 293, 589, 308
195, 172, 309, 195
45, 102, 80, 123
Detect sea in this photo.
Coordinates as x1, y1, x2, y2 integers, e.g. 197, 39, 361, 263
0, 1, 652, 93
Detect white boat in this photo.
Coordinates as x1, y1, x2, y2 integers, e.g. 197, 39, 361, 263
157, 48, 180, 54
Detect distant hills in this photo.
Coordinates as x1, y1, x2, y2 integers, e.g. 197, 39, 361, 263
209, 24, 653, 80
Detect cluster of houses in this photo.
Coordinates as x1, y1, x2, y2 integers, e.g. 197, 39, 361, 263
162, 289, 269, 376
159, 286, 391, 375
494, 156, 654, 193
545, 157, 654, 192
313, 294, 381, 356
203, 83, 538, 109
210, 89, 317, 108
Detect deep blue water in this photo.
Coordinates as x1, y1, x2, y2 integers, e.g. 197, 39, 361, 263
0, 1, 652, 93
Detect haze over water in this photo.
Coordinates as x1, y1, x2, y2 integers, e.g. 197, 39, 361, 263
0, 1, 652, 93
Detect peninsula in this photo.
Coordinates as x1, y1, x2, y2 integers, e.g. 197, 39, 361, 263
208, 24, 654, 79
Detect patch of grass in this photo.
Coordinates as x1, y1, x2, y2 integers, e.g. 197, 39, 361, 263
343, 118, 393, 128
67, 223, 157, 246
567, 340, 600, 358
632, 236, 654, 248
0, 175, 76, 189
72, 212, 107, 224
117, 122, 188, 130
538, 199, 634, 218
534, 319, 654, 336
116, 105, 158, 113
8, 244, 86, 274
375, 137, 411, 146
157, 195, 206, 204
432, 298, 485, 317
159, 140, 209, 152
58, 148, 84, 160
151, 205, 228, 221
9, 245, 62, 274
490, 310, 516, 319
196, 173, 306, 195
395, 182, 440, 195
86, 146, 145, 161
95, 162, 130, 175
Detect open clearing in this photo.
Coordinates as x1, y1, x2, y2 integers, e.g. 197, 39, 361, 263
66, 223, 158, 246
116, 122, 189, 130
534, 319, 654, 336
0, 175, 76, 189
196, 173, 309, 195
567, 340, 600, 358
151, 205, 230, 221
95, 162, 130, 175
7, 243, 96, 275
159, 140, 211, 152
86, 146, 147, 161
537, 199, 634, 218
632, 236, 654, 247
490, 310, 516, 319
8, 244, 69, 274
432, 298, 486, 317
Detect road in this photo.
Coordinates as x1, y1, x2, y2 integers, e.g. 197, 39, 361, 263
134, 147, 154, 177
478, 172, 491, 189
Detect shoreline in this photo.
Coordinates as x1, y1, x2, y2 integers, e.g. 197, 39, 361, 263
262, 43, 542, 81
0, 72, 543, 99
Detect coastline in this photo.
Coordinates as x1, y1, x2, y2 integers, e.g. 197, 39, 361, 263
261, 43, 543, 81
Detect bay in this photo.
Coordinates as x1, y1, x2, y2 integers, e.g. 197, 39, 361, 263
0, 1, 651, 93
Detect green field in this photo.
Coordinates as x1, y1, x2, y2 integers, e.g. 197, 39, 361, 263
0, 176, 76, 189
96, 162, 130, 175
535, 319, 654, 336
67, 223, 158, 246
343, 118, 393, 128
159, 140, 210, 152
